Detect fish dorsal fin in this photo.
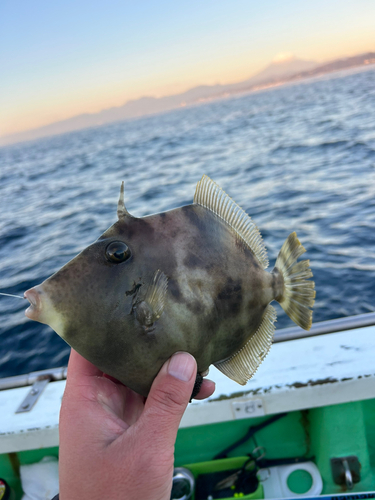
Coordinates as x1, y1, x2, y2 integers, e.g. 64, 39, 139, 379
214, 305, 276, 384
117, 181, 134, 219
194, 175, 269, 269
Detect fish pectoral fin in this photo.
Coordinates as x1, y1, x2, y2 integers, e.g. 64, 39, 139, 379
214, 305, 277, 385
135, 270, 168, 326
134, 301, 155, 327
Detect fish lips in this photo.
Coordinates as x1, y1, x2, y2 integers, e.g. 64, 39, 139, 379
24, 287, 43, 321
24, 285, 66, 337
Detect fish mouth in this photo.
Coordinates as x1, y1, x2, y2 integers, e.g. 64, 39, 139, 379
24, 284, 65, 336
24, 287, 43, 321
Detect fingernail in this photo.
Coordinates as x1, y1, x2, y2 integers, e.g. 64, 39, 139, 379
168, 352, 196, 381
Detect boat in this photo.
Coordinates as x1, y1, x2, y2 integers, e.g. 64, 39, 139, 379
1, 312, 375, 499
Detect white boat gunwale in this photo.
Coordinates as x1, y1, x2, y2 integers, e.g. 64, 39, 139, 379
1, 313, 375, 454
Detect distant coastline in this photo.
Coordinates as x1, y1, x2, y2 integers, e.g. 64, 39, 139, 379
1, 51, 374, 148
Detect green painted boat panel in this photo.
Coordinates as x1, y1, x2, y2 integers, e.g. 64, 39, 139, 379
175, 411, 308, 466
184, 456, 263, 500
287, 469, 313, 494
1, 400, 375, 499
175, 400, 375, 495
309, 402, 375, 493
363, 399, 375, 468
0, 447, 58, 500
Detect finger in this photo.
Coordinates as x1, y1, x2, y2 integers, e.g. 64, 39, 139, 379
137, 352, 196, 450
67, 349, 103, 381
193, 378, 216, 400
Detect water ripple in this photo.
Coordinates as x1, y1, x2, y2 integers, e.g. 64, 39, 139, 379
0, 67, 374, 377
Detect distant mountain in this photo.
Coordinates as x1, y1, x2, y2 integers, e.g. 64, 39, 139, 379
2, 52, 375, 147
288, 52, 375, 82
231, 56, 318, 90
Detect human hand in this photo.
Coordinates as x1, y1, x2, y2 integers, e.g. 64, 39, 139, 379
58, 349, 215, 500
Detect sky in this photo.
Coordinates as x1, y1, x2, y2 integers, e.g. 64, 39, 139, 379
1, 0, 374, 138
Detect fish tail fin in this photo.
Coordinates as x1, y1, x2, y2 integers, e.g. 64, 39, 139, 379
274, 232, 315, 331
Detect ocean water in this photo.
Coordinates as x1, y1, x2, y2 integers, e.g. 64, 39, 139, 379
0, 67, 374, 378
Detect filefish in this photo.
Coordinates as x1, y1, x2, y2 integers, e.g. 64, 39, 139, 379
24, 176, 315, 397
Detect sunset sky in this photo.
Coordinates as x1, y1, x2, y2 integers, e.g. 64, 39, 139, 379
1, 0, 374, 138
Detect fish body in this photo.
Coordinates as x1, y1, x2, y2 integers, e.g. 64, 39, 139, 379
25, 176, 315, 396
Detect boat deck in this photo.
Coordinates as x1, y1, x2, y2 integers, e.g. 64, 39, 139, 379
184, 324, 375, 427
1, 325, 375, 453
1, 322, 375, 499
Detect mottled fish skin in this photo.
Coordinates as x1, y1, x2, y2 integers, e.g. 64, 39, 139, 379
39, 204, 281, 396
25, 176, 315, 395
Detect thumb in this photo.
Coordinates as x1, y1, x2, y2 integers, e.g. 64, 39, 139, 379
138, 352, 196, 449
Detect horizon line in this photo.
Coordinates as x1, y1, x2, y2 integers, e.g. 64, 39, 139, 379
1, 51, 374, 148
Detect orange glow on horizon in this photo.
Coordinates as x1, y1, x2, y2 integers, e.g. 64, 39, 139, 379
1, 39, 375, 139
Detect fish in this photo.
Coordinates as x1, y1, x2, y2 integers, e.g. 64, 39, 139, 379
24, 175, 315, 397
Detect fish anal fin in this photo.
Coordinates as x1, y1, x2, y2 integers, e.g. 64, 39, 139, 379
194, 175, 269, 269
135, 270, 168, 327
214, 305, 276, 385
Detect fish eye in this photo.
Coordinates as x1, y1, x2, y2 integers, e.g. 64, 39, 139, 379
105, 241, 131, 263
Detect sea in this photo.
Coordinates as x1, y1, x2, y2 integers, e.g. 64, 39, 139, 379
0, 66, 374, 379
